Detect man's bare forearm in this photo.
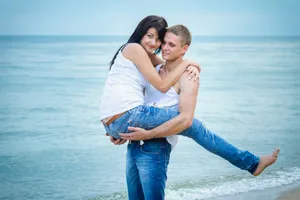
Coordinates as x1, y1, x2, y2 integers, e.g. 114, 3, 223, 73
151, 114, 192, 138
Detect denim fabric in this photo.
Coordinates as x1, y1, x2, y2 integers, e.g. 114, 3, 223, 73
180, 119, 260, 173
104, 105, 179, 139
104, 105, 259, 173
126, 140, 171, 200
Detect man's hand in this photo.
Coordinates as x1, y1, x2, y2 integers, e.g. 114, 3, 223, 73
119, 127, 154, 141
106, 133, 127, 145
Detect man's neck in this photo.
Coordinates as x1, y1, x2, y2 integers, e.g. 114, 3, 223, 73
163, 57, 183, 72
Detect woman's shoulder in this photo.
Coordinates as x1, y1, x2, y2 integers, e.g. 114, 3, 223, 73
123, 43, 147, 59
123, 43, 144, 52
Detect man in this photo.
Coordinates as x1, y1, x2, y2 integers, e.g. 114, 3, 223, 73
110, 25, 279, 200
109, 24, 199, 200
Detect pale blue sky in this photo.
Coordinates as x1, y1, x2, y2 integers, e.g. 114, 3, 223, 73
1, 0, 300, 36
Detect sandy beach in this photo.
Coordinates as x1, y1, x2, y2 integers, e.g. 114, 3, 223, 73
276, 187, 300, 200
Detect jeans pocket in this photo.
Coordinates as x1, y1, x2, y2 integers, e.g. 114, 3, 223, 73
128, 120, 149, 131
140, 143, 162, 154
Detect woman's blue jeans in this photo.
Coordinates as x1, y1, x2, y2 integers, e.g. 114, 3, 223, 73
103, 105, 260, 173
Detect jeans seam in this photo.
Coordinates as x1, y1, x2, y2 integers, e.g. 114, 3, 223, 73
156, 149, 161, 181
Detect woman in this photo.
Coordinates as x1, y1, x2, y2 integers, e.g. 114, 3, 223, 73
100, 15, 199, 132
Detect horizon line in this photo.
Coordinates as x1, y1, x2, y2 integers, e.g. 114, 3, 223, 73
1, 34, 300, 37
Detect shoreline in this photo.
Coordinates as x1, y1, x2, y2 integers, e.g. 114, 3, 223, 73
276, 187, 300, 200
207, 182, 300, 200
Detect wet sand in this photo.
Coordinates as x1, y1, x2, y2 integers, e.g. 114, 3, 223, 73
276, 187, 300, 200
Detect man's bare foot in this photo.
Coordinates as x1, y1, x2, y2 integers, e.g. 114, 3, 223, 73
253, 148, 280, 176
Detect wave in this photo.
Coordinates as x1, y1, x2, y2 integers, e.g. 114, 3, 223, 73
94, 167, 300, 200
166, 167, 300, 200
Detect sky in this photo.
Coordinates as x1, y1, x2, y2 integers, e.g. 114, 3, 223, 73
1, 0, 300, 36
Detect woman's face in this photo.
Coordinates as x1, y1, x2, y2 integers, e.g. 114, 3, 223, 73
140, 28, 162, 54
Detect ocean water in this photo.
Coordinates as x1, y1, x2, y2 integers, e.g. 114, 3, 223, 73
0, 36, 300, 200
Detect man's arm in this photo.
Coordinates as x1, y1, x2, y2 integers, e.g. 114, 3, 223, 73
150, 71, 199, 137
120, 71, 199, 140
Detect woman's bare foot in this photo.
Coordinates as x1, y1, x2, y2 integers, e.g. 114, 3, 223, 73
253, 148, 280, 176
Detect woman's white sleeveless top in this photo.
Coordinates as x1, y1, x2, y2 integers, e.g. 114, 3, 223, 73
100, 50, 148, 120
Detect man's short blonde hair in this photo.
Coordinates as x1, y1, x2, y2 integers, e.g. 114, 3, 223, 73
167, 24, 191, 46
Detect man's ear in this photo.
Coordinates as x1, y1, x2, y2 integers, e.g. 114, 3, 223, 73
182, 45, 189, 55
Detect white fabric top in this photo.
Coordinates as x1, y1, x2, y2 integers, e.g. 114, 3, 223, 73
144, 64, 179, 149
100, 50, 149, 120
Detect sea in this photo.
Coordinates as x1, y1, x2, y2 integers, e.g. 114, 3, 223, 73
0, 35, 300, 200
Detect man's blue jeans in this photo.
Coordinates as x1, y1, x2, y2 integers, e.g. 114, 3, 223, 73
126, 139, 171, 200
103, 105, 260, 199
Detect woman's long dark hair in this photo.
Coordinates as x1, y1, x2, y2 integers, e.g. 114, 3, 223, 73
109, 15, 168, 70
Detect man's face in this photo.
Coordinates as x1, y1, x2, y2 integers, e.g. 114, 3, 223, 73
161, 32, 188, 61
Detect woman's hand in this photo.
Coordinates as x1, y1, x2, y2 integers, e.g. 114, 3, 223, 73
184, 60, 200, 71
186, 65, 201, 81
